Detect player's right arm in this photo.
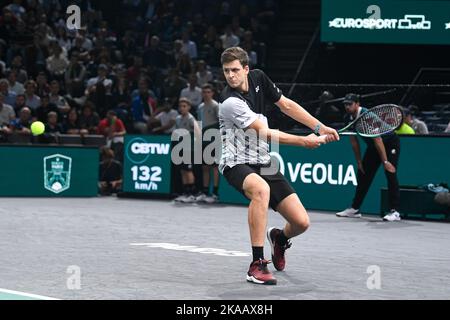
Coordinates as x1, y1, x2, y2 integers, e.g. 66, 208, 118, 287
247, 118, 328, 149
349, 135, 365, 173
221, 97, 330, 148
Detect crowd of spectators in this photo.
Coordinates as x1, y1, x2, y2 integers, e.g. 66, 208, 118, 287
0, 0, 277, 144
0, 0, 278, 194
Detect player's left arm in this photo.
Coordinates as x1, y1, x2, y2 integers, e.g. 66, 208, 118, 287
275, 95, 339, 141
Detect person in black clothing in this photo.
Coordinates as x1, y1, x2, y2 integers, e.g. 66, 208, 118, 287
219, 47, 339, 285
35, 94, 59, 123
99, 146, 123, 195
336, 93, 401, 222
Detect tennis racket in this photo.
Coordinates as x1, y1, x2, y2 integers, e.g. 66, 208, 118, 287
338, 104, 404, 137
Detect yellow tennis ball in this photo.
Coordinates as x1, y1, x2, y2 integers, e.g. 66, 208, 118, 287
31, 121, 45, 136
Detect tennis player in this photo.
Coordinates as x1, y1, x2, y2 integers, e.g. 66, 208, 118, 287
219, 47, 339, 285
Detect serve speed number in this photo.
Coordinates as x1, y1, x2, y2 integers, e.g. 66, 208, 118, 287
124, 135, 172, 194
131, 166, 162, 182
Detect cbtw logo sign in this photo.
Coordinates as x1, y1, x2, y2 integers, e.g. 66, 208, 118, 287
269, 152, 357, 186
126, 137, 170, 164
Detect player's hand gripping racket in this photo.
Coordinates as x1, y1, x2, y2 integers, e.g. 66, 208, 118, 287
338, 104, 404, 137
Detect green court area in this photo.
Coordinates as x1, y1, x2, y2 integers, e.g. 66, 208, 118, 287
0, 289, 58, 300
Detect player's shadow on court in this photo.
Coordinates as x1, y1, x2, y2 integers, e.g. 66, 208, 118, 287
359, 216, 422, 229
214, 273, 316, 300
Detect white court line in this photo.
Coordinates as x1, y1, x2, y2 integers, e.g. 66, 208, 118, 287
130, 242, 251, 257
0, 288, 60, 300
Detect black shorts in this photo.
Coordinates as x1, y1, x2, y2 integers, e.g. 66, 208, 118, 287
223, 164, 296, 211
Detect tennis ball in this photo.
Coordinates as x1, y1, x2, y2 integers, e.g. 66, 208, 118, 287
31, 121, 45, 136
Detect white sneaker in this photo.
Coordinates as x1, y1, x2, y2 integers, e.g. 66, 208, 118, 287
195, 192, 208, 202
204, 194, 218, 204
174, 194, 188, 202
181, 194, 196, 203
383, 210, 401, 222
336, 208, 361, 218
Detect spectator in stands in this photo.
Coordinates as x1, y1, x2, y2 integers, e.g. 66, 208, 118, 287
79, 102, 100, 134
64, 108, 83, 135
220, 25, 240, 49
242, 41, 258, 69
195, 84, 220, 204
405, 106, 429, 134
127, 55, 145, 86
203, 25, 218, 48
49, 80, 71, 115
173, 97, 201, 203
192, 14, 207, 44
6, 106, 32, 135
55, 26, 72, 53
98, 146, 123, 196
0, 92, 15, 128
314, 90, 342, 126
131, 77, 157, 102
46, 43, 69, 81
10, 55, 28, 83
131, 78, 156, 133
395, 108, 415, 134
169, 39, 184, 67
23, 79, 41, 111
35, 94, 59, 123
196, 60, 213, 87
336, 93, 402, 222
85, 64, 113, 117
7, 70, 24, 95
177, 53, 194, 77
162, 68, 186, 105
149, 98, 178, 134
181, 31, 198, 60
12, 94, 26, 116
0, 78, 17, 106
143, 35, 168, 70
118, 30, 136, 64
231, 17, 245, 39
45, 111, 64, 134
98, 110, 126, 150
241, 30, 266, 68
205, 38, 223, 68
163, 16, 183, 42
35, 72, 50, 97
179, 73, 202, 115
65, 51, 86, 98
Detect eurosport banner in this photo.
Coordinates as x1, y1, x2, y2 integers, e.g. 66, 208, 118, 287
321, 0, 450, 45
123, 135, 172, 194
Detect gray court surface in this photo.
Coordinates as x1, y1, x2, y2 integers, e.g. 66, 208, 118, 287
0, 197, 449, 300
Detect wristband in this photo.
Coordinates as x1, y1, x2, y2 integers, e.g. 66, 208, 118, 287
314, 124, 321, 136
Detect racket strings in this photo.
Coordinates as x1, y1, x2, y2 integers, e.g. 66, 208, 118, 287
356, 105, 402, 136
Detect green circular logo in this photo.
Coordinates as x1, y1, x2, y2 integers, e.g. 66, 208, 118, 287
125, 137, 151, 164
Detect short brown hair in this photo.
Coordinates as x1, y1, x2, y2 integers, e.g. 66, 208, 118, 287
178, 97, 192, 106
201, 83, 214, 91
221, 46, 249, 67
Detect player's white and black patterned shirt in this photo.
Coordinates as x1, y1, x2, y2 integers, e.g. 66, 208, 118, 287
218, 69, 282, 173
